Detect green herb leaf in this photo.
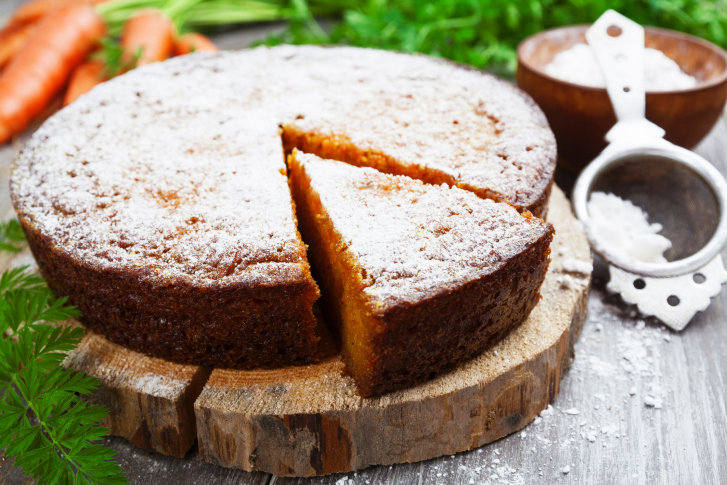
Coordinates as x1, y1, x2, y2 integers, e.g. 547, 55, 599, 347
0, 221, 127, 485
94, 37, 141, 78
0, 219, 26, 253
260, 0, 727, 76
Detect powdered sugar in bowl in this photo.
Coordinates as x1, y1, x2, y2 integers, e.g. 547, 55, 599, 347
517, 25, 727, 173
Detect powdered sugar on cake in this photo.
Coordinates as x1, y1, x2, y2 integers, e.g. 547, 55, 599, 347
12, 102, 304, 282
296, 153, 552, 308
11, 46, 555, 284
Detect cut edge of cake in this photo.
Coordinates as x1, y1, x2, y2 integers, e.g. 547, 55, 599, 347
288, 150, 554, 397
282, 125, 553, 219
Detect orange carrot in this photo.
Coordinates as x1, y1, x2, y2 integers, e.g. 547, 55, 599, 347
8, 0, 63, 27
121, 9, 175, 67
63, 59, 106, 106
7, 0, 108, 28
0, 4, 106, 144
174, 33, 218, 56
0, 22, 36, 68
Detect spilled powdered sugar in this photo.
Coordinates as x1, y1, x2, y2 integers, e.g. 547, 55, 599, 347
424, 449, 526, 485
131, 372, 188, 399
412, 259, 680, 483
506, 276, 677, 479
562, 258, 594, 275
213, 275, 677, 484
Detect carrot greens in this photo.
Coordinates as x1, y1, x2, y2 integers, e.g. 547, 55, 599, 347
260, 0, 727, 76
0, 223, 126, 485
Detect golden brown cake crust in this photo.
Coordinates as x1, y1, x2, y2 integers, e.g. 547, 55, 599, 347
11, 45, 555, 372
11, 94, 321, 369
289, 152, 554, 397
22, 223, 320, 368
368, 232, 552, 396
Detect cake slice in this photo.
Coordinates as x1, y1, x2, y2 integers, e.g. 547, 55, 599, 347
288, 150, 554, 397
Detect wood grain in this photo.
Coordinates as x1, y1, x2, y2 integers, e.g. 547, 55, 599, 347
194, 186, 591, 477
63, 332, 212, 458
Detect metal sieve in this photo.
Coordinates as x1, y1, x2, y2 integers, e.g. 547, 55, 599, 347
571, 10, 727, 330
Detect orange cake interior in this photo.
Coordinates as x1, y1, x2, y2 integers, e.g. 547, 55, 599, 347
289, 150, 554, 397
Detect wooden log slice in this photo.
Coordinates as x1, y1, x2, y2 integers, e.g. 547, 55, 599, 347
194, 185, 591, 477
63, 333, 211, 458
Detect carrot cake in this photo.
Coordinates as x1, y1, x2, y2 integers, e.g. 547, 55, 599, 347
11, 46, 557, 381
11, 112, 320, 368
289, 151, 554, 397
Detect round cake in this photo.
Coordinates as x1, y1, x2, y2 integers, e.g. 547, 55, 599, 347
11, 46, 557, 391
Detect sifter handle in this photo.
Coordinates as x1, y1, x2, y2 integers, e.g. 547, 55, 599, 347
586, 10, 646, 122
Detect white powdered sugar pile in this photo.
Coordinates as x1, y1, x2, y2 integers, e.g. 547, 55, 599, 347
544, 43, 698, 91
556, 245, 592, 289
588, 191, 672, 263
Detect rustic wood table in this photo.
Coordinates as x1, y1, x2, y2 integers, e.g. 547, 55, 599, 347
1, 7, 726, 483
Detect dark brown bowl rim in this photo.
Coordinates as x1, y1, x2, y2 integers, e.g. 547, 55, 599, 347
517, 24, 727, 95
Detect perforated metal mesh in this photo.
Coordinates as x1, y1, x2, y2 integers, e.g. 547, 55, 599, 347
589, 155, 719, 261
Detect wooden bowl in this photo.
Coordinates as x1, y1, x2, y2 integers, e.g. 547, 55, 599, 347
517, 25, 727, 173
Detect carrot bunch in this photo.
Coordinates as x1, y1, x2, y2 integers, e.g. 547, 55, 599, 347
0, 0, 109, 71
0, 0, 218, 144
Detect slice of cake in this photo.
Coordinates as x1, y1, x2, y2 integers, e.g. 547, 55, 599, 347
288, 150, 554, 397
11, 107, 320, 369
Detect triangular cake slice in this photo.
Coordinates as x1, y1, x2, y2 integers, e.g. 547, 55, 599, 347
288, 150, 554, 397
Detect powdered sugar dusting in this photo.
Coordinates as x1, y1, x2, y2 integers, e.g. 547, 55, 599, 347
12, 102, 305, 283
295, 153, 551, 309
132, 372, 188, 398
12, 46, 554, 285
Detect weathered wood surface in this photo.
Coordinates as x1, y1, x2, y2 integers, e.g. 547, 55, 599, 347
194, 187, 590, 477
2, 11, 727, 483
64, 332, 212, 457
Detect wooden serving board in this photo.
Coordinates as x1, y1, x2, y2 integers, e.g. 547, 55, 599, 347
63, 333, 211, 458
194, 186, 591, 477
4, 185, 590, 477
